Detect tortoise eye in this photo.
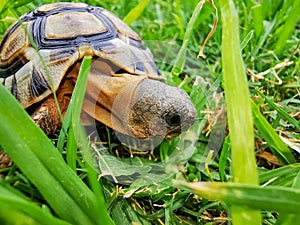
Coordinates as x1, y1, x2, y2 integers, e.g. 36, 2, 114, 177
165, 113, 181, 127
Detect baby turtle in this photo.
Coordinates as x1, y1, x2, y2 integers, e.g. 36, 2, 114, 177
0, 2, 197, 140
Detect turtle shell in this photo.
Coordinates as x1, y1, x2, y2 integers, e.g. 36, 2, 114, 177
0, 2, 162, 109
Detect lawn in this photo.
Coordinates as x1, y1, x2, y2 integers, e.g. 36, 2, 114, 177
0, 0, 299, 224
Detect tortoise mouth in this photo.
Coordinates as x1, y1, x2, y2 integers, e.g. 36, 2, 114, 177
165, 127, 182, 139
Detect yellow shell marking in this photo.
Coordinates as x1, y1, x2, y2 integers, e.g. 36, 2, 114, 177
1, 25, 28, 62
45, 12, 107, 39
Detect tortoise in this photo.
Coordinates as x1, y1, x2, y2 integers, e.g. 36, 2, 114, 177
0, 2, 197, 141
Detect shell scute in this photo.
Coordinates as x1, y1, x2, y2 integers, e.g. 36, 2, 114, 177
45, 12, 107, 39
0, 24, 28, 64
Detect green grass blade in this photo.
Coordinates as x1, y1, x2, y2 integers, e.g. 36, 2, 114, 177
0, 84, 96, 224
218, 136, 230, 182
220, 0, 260, 223
251, 4, 263, 37
240, 29, 254, 50
220, 0, 258, 183
259, 163, 300, 186
0, 202, 41, 225
68, 56, 115, 225
63, 56, 93, 170
256, 90, 300, 130
86, 164, 116, 225
274, 0, 300, 55
275, 171, 300, 225
171, 0, 207, 76
65, 121, 78, 172
174, 0, 185, 39
251, 99, 296, 164
174, 181, 300, 214
123, 0, 150, 25
70, 57, 91, 138
251, 15, 277, 58
0, 182, 70, 225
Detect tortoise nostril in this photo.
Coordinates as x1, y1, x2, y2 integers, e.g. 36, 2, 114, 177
166, 114, 181, 126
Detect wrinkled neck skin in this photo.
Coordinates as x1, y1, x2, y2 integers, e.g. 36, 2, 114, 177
82, 59, 197, 140
82, 60, 148, 136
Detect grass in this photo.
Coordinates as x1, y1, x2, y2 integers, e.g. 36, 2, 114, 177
0, 0, 299, 224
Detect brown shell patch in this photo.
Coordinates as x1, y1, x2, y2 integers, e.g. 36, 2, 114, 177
1, 25, 27, 63
45, 12, 107, 39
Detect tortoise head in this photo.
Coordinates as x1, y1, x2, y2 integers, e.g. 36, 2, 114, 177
83, 60, 197, 140
127, 79, 197, 139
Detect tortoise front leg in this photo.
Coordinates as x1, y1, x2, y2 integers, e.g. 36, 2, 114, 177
31, 96, 62, 135
31, 76, 74, 134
